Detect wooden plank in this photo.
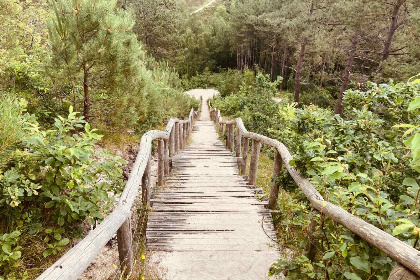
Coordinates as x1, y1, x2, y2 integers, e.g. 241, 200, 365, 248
147, 97, 279, 280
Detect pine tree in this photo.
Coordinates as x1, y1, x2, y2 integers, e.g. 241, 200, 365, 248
48, 0, 141, 122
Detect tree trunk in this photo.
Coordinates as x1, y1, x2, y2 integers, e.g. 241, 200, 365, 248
83, 62, 90, 122
294, 1, 314, 104
319, 54, 326, 87
72, 81, 77, 111
335, 29, 359, 116
294, 38, 307, 104
270, 45, 276, 82
280, 46, 287, 91
382, 0, 405, 62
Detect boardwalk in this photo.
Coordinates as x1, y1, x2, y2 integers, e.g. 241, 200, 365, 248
147, 90, 279, 279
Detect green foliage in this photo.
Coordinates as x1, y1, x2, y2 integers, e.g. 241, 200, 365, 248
1, 106, 124, 227
0, 231, 22, 275
212, 71, 281, 135
186, 68, 246, 97
216, 77, 420, 279
0, 97, 32, 164
0, 104, 125, 277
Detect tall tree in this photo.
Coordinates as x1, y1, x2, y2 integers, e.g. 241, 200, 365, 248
48, 0, 141, 122
381, 0, 407, 62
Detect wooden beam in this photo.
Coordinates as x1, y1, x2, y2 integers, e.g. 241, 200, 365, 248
268, 150, 282, 209
117, 218, 133, 277
164, 139, 170, 176
142, 155, 151, 205
158, 140, 164, 186
235, 126, 242, 158
241, 137, 250, 175
179, 123, 184, 150
229, 124, 235, 152
248, 140, 261, 186
175, 122, 179, 153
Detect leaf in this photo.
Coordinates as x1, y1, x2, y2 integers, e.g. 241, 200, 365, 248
54, 233, 62, 241
322, 165, 343, 175
10, 251, 21, 260
343, 272, 362, 280
403, 178, 419, 188
8, 231, 20, 239
408, 97, 420, 111
350, 256, 370, 273
393, 223, 415, 236
322, 251, 335, 260
410, 133, 420, 160
311, 157, 324, 162
2, 244, 11, 254
45, 201, 55, 208
57, 238, 70, 247
43, 250, 51, 258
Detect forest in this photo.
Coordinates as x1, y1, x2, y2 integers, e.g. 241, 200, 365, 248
0, 0, 419, 279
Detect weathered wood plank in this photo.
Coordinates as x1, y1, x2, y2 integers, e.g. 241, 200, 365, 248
147, 94, 279, 279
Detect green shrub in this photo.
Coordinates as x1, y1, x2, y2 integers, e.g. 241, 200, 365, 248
0, 105, 125, 278
214, 77, 420, 279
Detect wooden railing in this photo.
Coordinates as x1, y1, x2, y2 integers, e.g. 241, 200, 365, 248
37, 107, 200, 280
209, 106, 420, 280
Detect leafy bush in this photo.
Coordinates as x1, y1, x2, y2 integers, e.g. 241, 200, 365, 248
214, 77, 420, 279
1, 106, 124, 227
0, 103, 125, 278
0, 231, 22, 277
186, 68, 248, 97
0, 96, 34, 166
212, 71, 280, 136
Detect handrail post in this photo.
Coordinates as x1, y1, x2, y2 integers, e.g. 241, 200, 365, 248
241, 137, 250, 175
229, 124, 235, 152
305, 209, 319, 262
169, 126, 175, 157
226, 124, 231, 150
248, 139, 261, 186
179, 123, 184, 150
183, 122, 187, 145
117, 218, 134, 277
268, 150, 282, 209
142, 155, 151, 205
175, 122, 179, 153
158, 139, 164, 186
235, 126, 242, 158
164, 139, 170, 176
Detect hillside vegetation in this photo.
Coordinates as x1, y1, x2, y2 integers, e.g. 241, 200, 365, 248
0, 0, 419, 279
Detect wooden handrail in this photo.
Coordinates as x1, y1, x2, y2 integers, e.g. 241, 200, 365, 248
37, 107, 199, 280
209, 106, 420, 279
